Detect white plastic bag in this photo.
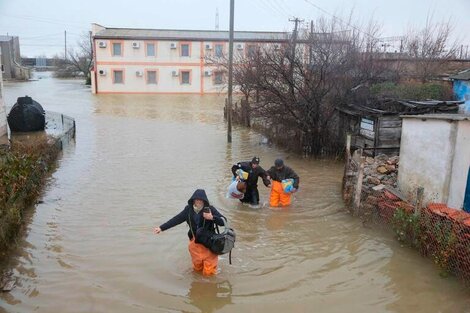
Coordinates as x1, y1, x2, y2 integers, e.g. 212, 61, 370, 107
227, 180, 245, 200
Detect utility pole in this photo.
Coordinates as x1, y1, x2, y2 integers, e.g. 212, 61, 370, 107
288, 17, 303, 90
64, 30, 67, 60
289, 18, 303, 62
215, 7, 219, 31
227, 0, 234, 143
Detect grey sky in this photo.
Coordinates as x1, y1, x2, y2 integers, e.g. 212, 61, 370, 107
0, 0, 469, 57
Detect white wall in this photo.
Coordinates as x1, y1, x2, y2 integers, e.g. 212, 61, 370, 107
398, 115, 470, 209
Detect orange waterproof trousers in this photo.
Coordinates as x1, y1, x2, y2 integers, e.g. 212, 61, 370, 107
188, 239, 218, 276
270, 180, 292, 207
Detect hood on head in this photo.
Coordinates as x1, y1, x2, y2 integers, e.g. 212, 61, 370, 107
188, 189, 210, 207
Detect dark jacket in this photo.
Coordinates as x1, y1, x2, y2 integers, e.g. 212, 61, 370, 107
159, 189, 225, 240
267, 165, 300, 189
231, 161, 270, 188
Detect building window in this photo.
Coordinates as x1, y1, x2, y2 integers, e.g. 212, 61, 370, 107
215, 44, 224, 57
181, 43, 190, 57
146, 70, 157, 84
214, 71, 224, 85
146, 43, 156, 57
246, 44, 257, 58
112, 42, 122, 56
180, 70, 191, 84
113, 70, 124, 84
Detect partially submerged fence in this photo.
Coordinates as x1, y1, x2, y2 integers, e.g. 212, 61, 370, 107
342, 135, 470, 283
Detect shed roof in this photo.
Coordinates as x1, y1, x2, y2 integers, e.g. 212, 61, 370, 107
450, 69, 470, 81
94, 27, 290, 42
337, 99, 463, 117
401, 113, 470, 121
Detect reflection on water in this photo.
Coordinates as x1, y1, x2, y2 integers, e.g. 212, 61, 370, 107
1, 73, 469, 313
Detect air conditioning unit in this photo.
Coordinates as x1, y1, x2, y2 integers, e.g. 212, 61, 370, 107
98, 41, 107, 48
274, 44, 281, 50
205, 44, 212, 50
98, 69, 106, 76
172, 70, 179, 77
236, 43, 244, 50
204, 70, 212, 77
170, 42, 177, 49
132, 42, 140, 49
136, 70, 143, 77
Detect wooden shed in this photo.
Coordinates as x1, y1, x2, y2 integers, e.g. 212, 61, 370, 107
337, 99, 462, 156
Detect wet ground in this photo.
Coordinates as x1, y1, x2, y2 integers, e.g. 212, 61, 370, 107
1, 73, 469, 312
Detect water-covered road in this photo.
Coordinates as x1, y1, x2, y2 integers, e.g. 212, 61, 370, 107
1, 73, 469, 312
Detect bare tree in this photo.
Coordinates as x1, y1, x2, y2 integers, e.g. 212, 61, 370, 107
54, 32, 93, 84
226, 16, 389, 156
403, 16, 458, 82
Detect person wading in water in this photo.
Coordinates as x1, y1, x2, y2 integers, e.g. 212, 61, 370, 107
267, 159, 300, 207
231, 156, 270, 207
154, 189, 225, 276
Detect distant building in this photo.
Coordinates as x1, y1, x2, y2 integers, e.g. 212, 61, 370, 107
450, 69, 470, 113
90, 23, 289, 94
0, 50, 8, 146
0, 35, 30, 80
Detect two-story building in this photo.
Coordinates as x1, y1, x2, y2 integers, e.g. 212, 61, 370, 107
91, 23, 289, 94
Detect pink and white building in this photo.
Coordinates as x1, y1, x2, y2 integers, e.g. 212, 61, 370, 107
91, 23, 288, 94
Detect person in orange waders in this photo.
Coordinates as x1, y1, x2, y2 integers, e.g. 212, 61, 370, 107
154, 189, 225, 276
267, 159, 300, 207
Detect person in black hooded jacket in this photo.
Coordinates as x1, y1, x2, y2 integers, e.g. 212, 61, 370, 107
154, 189, 225, 276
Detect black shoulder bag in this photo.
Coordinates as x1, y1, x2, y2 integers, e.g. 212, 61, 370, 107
190, 212, 236, 264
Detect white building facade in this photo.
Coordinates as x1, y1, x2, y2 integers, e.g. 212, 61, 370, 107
91, 24, 289, 94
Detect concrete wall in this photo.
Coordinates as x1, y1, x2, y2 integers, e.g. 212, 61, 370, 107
398, 115, 470, 209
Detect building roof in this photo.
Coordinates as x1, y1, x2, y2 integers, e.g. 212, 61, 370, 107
450, 69, 470, 81
94, 27, 290, 42
401, 113, 470, 121
337, 99, 463, 117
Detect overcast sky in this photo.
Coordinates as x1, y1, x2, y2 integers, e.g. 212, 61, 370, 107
0, 0, 469, 57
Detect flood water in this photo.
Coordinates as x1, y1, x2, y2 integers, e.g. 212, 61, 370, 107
1, 73, 469, 313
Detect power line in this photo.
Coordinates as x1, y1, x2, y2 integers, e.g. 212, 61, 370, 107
302, 0, 378, 39
0, 14, 86, 30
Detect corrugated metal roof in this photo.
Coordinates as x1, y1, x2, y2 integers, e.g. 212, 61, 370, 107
450, 69, 470, 81
94, 27, 290, 42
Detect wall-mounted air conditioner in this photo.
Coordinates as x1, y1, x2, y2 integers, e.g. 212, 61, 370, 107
236, 43, 244, 50
98, 69, 106, 76
172, 70, 179, 77
170, 42, 177, 49
136, 70, 143, 77
98, 41, 107, 48
204, 70, 212, 77
132, 42, 140, 49
205, 44, 212, 50
274, 44, 281, 50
